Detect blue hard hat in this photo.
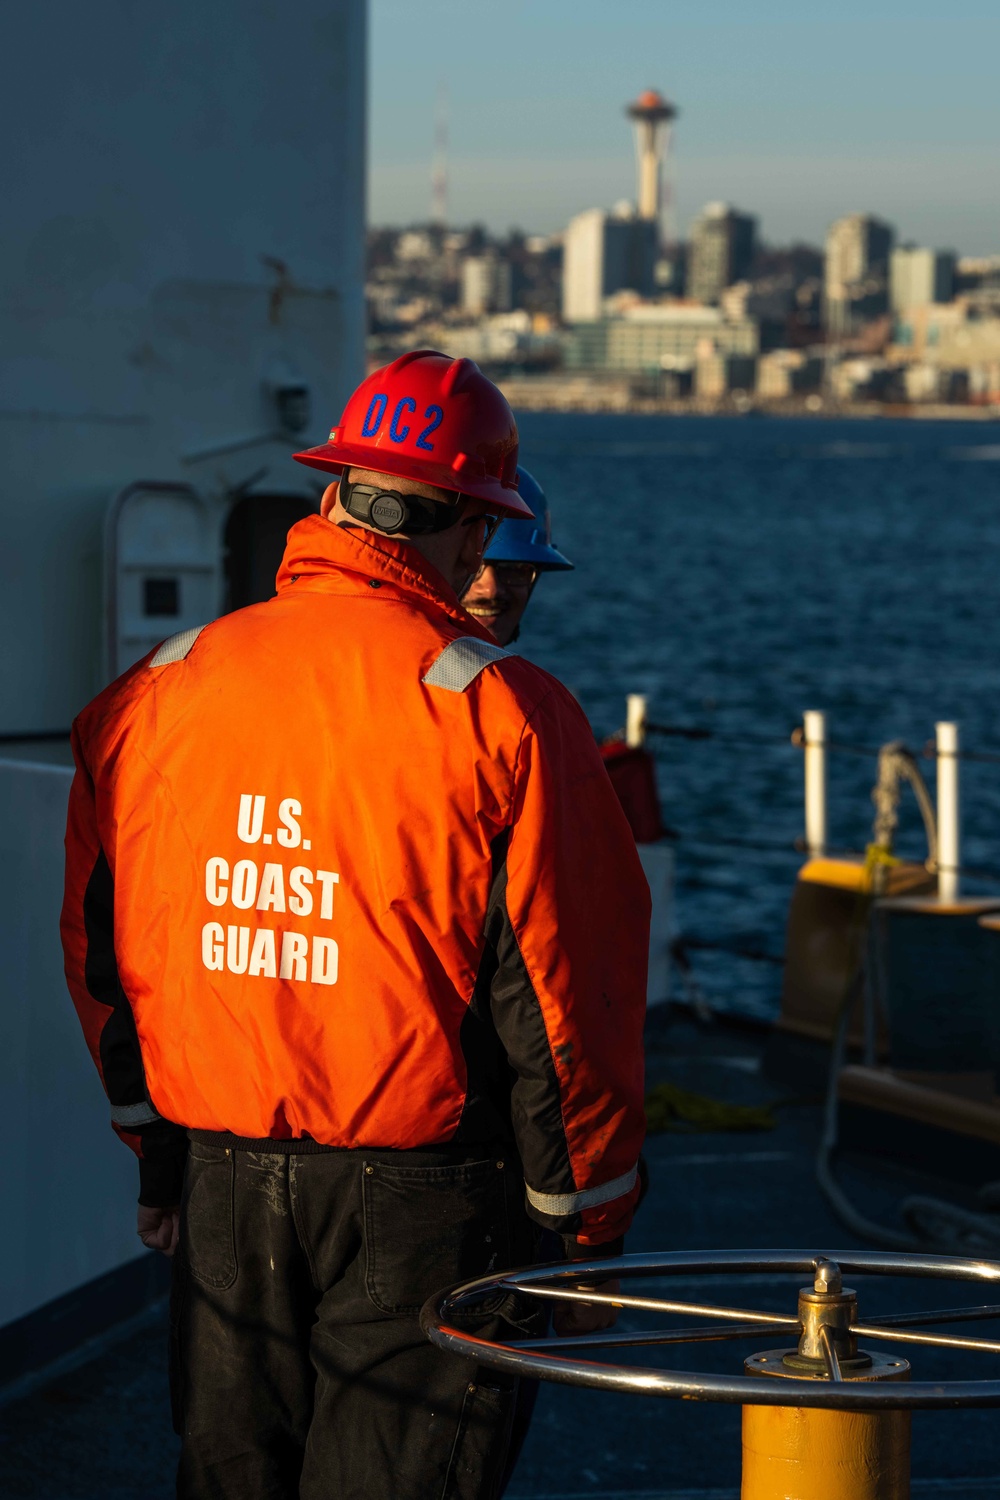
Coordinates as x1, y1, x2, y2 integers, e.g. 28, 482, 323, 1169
483, 467, 574, 571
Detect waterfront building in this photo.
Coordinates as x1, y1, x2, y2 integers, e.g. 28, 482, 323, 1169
824, 213, 894, 335
902, 363, 969, 403
425, 310, 543, 365
828, 357, 897, 401
686, 204, 757, 306
562, 207, 657, 322
890, 247, 956, 312
695, 351, 757, 398
893, 298, 1000, 385
563, 302, 758, 373
461, 254, 513, 316
756, 349, 824, 399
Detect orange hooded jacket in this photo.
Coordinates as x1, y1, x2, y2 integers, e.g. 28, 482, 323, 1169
62, 516, 648, 1246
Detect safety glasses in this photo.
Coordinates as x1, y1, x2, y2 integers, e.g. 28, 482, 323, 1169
467, 559, 538, 593
462, 510, 503, 550
489, 562, 538, 591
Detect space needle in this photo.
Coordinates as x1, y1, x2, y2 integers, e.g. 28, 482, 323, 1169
626, 87, 678, 223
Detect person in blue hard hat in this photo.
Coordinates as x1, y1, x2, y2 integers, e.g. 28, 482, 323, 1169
460, 466, 572, 646
463, 466, 575, 1495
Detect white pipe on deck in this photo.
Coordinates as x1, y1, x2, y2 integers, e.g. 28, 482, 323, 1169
936, 720, 960, 901
626, 694, 648, 749
803, 710, 827, 859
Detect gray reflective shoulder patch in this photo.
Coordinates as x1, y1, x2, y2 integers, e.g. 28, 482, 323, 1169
110, 1100, 161, 1127
524, 1164, 639, 1218
149, 625, 207, 668
422, 636, 510, 693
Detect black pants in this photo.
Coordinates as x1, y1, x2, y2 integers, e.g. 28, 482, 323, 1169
170, 1142, 542, 1500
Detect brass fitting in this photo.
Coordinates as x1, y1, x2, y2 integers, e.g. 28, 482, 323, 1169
785, 1259, 868, 1373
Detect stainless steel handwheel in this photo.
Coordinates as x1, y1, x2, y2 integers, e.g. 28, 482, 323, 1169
420, 1249, 1000, 1410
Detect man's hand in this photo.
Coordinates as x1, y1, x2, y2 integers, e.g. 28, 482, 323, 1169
137, 1203, 180, 1257
551, 1278, 621, 1337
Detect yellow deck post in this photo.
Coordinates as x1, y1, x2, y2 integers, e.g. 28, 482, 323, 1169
741, 1401, 910, 1500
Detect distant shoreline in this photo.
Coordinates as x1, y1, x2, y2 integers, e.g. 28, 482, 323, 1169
497, 379, 1000, 423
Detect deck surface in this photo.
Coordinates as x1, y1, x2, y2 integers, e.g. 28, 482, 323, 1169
3, 1012, 1000, 1498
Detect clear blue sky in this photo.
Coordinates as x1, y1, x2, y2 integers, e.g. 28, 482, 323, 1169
370, 0, 1000, 253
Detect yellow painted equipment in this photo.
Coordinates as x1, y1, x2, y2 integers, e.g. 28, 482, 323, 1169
741, 1401, 910, 1500
777, 857, 934, 1050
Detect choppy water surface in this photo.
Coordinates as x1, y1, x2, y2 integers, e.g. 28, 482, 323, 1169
514, 412, 1000, 1020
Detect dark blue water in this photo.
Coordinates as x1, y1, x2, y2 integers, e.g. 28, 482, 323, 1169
514, 413, 1000, 1020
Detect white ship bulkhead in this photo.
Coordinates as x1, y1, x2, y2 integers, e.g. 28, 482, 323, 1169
0, 0, 367, 1374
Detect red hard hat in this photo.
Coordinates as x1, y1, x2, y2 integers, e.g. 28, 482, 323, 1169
294, 350, 534, 519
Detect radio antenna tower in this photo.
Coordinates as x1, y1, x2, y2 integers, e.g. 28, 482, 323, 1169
626, 88, 678, 241
431, 82, 448, 227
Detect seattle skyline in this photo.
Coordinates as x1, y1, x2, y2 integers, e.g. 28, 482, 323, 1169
370, 0, 1000, 251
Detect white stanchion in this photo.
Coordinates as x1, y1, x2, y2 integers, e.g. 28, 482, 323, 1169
626, 694, 648, 749
803, 710, 828, 859
936, 721, 960, 901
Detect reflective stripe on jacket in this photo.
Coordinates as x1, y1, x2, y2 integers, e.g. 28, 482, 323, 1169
61, 516, 649, 1243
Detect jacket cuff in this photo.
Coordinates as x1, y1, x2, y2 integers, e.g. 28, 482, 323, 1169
138, 1147, 188, 1208
561, 1234, 625, 1261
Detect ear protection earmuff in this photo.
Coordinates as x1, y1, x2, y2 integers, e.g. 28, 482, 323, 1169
340, 477, 461, 536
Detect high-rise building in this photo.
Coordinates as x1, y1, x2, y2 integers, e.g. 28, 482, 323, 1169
824, 213, 894, 334
562, 208, 657, 323
461, 255, 513, 316
686, 204, 757, 305
890, 247, 956, 312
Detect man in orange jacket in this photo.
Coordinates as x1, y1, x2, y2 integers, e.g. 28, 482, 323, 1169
62, 351, 648, 1500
